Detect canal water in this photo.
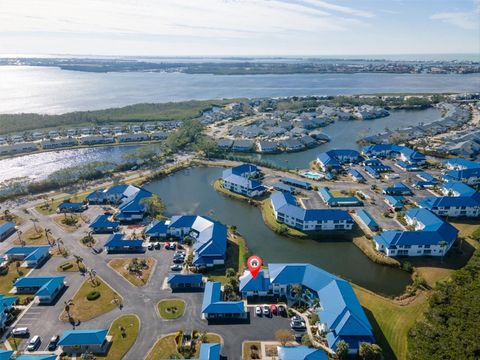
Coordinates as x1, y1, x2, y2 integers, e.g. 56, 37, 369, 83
143, 166, 412, 296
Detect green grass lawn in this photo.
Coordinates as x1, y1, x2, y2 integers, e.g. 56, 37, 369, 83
0, 213, 24, 226
0, 262, 26, 294
157, 299, 186, 319
354, 285, 428, 360
61, 277, 121, 322
145, 335, 179, 360
52, 214, 82, 233
109, 258, 155, 287
35, 191, 90, 215
96, 315, 140, 360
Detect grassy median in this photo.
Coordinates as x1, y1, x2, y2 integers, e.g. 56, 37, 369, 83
97, 314, 140, 360
157, 299, 186, 319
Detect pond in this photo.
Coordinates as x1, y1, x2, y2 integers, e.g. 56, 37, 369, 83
144, 166, 412, 296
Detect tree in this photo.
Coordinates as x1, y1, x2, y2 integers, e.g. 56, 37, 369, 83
335, 340, 349, 360
30, 218, 39, 232
275, 329, 293, 346
291, 284, 302, 303
88, 268, 98, 286
225, 268, 236, 278
81, 351, 95, 360
16, 230, 25, 246
141, 195, 165, 219
199, 331, 208, 343
359, 342, 382, 360
64, 299, 75, 323
44, 228, 52, 245
301, 334, 312, 347
230, 225, 238, 234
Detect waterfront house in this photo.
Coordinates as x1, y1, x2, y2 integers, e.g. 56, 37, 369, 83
317, 149, 362, 172
129, 124, 142, 133
277, 346, 327, 360
202, 282, 246, 320
58, 202, 87, 213
167, 274, 204, 291
41, 138, 78, 149
104, 234, 145, 254
89, 215, 120, 233
298, 135, 317, 147
79, 136, 115, 145
374, 208, 458, 257
280, 138, 305, 152
384, 195, 405, 211
32, 132, 44, 140
232, 139, 253, 152
383, 182, 413, 196
150, 131, 168, 140
222, 163, 260, 178
199, 343, 221, 360
48, 130, 59, 138
13, 276, 65, 304
80, 127, 94, 135
0, 143, 38, 156
0, 295, 17, 332
0, 222, 16, 242
4, 246, 50, 268
217, 139, 234, 150
58, 329, 110, 355
280, 177, 311, 190
221, 174, 266, 198
356, 209, 379, 232
348, 169, 365, 182
117, 133, 149, 143
256, 140, 278, 153
318, 187, 363, 207
240, 263, 374, 352
145, 215, 227, 267
66, 128, 77, 136
270, 192, 354, 231
239, 270, 271, 297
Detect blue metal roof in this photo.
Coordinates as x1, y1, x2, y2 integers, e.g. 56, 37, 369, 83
280, 177, 311, 188
277, 346, 327, 360
15, 355, 58, 360
0, 350, 13, 360
167, 273, 203, 285
222, 163, 259, 178
144, 220, 168, 236
89, 215, 119, 229
4, 246, 50, 261
239, 270, 270, 292
363, 144, 425, 163
444, 167, 480, 182
416, 171, 437, 182
202, 282, 245, 314
384, 195, 404, 207
272, 182, 296, 193
58, 202, 84, 210
442, 158, 480, 170
0, 222, 15, 237
383, 182, 412, 195
104, 234, 144, 248
374, 209, 458, 248
442, 182, 476, 196
348, 168, 364, 180
198, 343, 221, 360
0, 295, 16, 310
356, 209, 378, 229
58, 329, 108, 346
14, 276, 64, 297
419, 193, 480, 209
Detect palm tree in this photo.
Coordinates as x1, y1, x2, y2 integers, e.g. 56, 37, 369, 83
44, 228, 52, 245
16, 230, 25, 246
73, 255, 84, 269
30, 218, 39, 233
88, 268, 98, 286
199, 331, 208, 343
64, 299, 74, 321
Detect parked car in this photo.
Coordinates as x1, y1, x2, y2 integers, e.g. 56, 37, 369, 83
255, 306, 262, 316
278, 305, 287, 317
170, 264, 182, 271
26, 335, 41, 351
291, 315, 302, 322
270, 304, 277, 315
172, 258, 184, 264
262, 305, 270, 316
175, 250, 186, 256
290, 320, 306, 331
47, 335, 60, 351
11, 327, 29, 337
147, 243, 154, 251
154, 242, 161, 250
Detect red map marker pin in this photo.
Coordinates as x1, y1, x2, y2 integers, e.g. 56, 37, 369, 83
247, 255, 262, 279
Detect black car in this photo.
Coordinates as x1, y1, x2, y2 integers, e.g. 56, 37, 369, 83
48, 335, 60, 351
172, 258, 184, 264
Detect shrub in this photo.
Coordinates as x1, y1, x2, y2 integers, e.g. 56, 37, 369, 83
86, 291, 101, 301
60, 262, 73, 270
0, 267, 8, 276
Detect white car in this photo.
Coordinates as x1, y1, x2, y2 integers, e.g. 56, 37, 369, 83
262, 305, 270, 316
11, 327, 29, 337
255, 306, 262, 316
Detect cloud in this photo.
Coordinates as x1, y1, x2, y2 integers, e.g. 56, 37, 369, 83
430, 0, 480, 30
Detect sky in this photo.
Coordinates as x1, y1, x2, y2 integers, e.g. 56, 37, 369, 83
0, 0, 479, 57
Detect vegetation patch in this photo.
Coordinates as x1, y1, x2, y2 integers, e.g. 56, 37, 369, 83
61, 276, 121, 322
109, 258, 156, 287
157, 299, 186, 320
145, 335, 179, 360
53, 214, 81, 232
87, 291, 101, 301
352, 235, 401, 268
0, 262, 26, 294
243, 341, 262, 360
14, 226, 49, 246
0, 210, 23, 225
96, 315, 140, 360
56, 259, 85, 272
